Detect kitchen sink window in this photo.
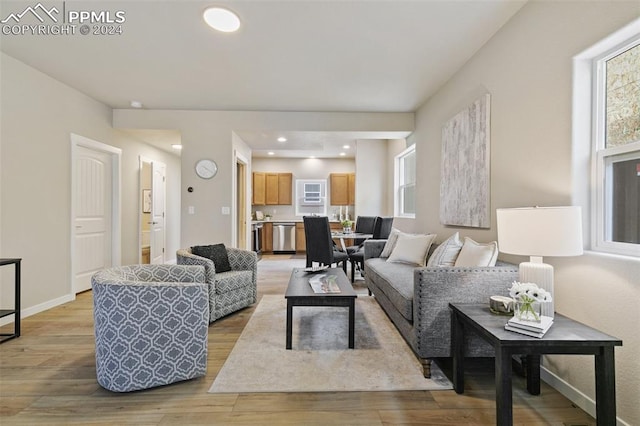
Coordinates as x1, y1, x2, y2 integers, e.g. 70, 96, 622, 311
295, 179, 327, 216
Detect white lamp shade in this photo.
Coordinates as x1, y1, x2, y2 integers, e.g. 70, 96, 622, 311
496, 206, 583, 257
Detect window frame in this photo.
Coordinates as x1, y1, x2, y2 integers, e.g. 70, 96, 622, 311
591, 38, 640, 257
394, 144, 416, 218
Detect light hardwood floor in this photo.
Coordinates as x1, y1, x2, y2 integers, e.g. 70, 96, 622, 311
0, 255, 595, 425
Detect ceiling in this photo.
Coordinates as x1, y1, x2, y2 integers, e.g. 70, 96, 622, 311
0, 0, 526, 157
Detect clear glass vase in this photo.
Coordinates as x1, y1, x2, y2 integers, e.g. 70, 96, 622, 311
515, 300, 541, 323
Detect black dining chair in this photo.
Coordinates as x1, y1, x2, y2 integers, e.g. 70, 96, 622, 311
345, 216, 378, 255
348, 216, 394, 282
303, 216, 349, 274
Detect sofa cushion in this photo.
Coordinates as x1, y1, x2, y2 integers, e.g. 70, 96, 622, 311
366, 258, 415, 322
380, 228, 401, 257
454, 237, 499, 267
192, 243, 232, 273
387, 233, 436, 266
215, 270, 253, 293
427, 232, 463, 267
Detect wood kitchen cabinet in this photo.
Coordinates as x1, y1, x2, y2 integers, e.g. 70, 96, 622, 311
252, 172, 266, 205
295, 223, 306, 253
330, 173, 355, 206
262, 222, 273, 252
253, 172, 292, 205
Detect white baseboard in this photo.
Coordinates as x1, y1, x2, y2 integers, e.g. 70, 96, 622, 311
541, 366, 630, 426
0, 293, 75, 326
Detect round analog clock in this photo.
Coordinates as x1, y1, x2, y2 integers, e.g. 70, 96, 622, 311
195, 159, 218, 179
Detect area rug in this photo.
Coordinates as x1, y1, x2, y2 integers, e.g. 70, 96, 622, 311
209, 295, 452, 393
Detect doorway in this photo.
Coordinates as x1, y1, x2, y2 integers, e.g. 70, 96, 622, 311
71, 134, 121, 294
139, 157, 167, 264
236, 153, 249, 249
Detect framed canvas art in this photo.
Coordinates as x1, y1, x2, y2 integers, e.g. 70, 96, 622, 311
440, 94, 491, 228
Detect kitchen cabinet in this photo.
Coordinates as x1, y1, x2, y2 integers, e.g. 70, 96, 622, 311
252, 172, 266, 205
330, 173, 355, 206
253, 172, 292, 205
262, 222, 273, 252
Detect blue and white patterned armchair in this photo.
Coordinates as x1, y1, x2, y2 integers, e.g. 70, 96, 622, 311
177, 247, 258, 323
92, 264, 208, 392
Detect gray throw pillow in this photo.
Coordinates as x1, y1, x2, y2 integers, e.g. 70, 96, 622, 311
192, 243, 232, 273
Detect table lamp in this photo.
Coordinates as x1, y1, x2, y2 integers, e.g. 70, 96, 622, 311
496, 206, 583, 318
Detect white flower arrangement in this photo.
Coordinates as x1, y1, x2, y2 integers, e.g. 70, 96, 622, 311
508, 281, 552, 303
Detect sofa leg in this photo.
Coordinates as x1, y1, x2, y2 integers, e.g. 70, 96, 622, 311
420, 359, 432, 378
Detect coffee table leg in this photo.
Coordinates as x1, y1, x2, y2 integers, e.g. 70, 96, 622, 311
452, 310, 465, 394
286, 300, 293, 350
526, 354, 541, 395
496, 347, 513, 426
348, 299, 355, 349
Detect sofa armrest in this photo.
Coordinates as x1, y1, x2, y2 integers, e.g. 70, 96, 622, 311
177, 249, 216, 286
227, 247, 258, 271
364, 239, 387, 260
413, 263, 519, 357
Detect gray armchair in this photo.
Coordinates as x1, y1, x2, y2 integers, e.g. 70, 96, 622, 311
177, 247, 257, 322
92, 264, 208, 392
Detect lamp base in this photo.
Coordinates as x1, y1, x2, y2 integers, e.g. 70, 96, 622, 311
519, 261, 554, 318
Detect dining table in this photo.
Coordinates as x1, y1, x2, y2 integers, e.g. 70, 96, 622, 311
331, 231, 373, 252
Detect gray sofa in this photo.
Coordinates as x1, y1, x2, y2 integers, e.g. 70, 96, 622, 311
364, 239, 519, 378
177, 247, 257, 323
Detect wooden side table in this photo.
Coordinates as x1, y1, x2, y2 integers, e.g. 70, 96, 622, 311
449, 303, 622, 426
0, 258, 21, 343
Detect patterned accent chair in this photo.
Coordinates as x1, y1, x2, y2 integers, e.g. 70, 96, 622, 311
176, 247, 258, 323
91, 264, 209, 392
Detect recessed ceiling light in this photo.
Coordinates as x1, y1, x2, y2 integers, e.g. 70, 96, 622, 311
277, 137, 287, 142
268, 151, 275, 156
171, 144, 183, 150
203, 7, 241, 32
339, 152, 346, 156
309, 156, 316, 159
343, 145, 350, 149
130, 100, 143, 108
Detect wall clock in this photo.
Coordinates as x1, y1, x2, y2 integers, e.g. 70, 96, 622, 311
195, 159, 218, 179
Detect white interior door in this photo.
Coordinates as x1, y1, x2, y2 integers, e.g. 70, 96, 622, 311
150, 161, 166, 264
73, 146, 113, 293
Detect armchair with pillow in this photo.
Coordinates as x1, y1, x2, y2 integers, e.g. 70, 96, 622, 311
364, 232, 518, 378
177, 244, 257, 323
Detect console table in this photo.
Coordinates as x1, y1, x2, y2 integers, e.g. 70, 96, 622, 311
449, 303, 622, 426
0, 258, 21, 343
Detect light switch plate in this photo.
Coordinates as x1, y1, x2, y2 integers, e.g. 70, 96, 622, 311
221, 206, 230, 215
188, 206, 195, 214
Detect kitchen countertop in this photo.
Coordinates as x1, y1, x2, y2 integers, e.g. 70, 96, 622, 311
252, 218, 342, 224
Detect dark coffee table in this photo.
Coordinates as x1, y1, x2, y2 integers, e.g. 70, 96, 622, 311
285, 267, 357, 349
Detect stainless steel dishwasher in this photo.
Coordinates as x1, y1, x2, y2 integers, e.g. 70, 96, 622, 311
273, 223, 296, 253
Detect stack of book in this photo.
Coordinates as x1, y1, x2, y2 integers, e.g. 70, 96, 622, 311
505, 315, 553, 338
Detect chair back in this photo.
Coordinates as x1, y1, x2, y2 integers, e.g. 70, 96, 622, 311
303, 216, 336, 266
353, 216, 377, 246
373, 217, 394, 239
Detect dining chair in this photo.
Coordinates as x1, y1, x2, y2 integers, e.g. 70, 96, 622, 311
303, 216, 349, 273
345, 216, 377, 255
349, 216, 394, 282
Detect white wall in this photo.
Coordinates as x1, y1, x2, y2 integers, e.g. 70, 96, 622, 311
355, 139, 388, 216
407, 2, 640, 423
113, 109, 413, 248
0, 53, 181, 316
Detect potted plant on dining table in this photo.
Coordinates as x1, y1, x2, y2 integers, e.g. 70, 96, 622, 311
341, 219, 353, 233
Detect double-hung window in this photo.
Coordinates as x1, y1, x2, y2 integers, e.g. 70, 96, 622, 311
593, 40, 640, 256
395, 144, 416, 218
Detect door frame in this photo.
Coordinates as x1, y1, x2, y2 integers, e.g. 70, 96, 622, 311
70, 133, 122, 294
233, 150, 250, 248
138, 156, 167, 263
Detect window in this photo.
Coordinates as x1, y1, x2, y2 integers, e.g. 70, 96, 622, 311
395, 144, 416, 218
593, 40, 640, 256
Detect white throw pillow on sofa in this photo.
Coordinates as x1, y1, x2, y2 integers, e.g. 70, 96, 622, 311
387, 233, 437, 266
426, 232, 463, 267
454, 237, 499, 267
380, 228, 402, 258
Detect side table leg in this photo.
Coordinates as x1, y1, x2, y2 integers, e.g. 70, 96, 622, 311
595, 346, 616, 426
495, 347, 513, 426
451, 311, 465, 394
286, 300, 293, 350
348, 299, 355, 349
526, 354, 541, 395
